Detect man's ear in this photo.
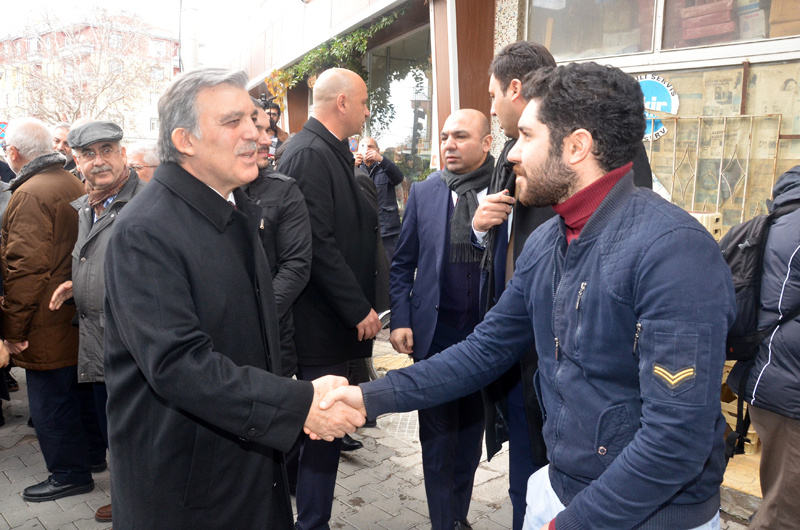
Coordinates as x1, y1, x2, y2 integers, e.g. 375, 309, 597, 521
336, 93, 347, 115
171, 128, 194, 156
6, 146, 18, 164
482, 133, 492, 153
508, 78, 523, 102
563, 128, 593, 165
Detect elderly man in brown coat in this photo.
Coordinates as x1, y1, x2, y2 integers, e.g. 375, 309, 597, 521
1, 117, 106, 502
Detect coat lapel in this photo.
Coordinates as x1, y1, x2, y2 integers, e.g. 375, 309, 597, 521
432, 175, 450, 282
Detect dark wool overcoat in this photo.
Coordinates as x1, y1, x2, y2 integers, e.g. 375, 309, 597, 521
278, 117, 378, 365
103, 162, 313, 529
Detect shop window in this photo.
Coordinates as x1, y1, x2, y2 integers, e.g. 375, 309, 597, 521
528, 0, 655, 60
633, 63, 800, 233
664, 0, 800, 49
366, 25, 434, 195
528, 0, 800, 69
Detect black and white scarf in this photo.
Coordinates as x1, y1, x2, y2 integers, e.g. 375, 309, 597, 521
440, 154, 494, 263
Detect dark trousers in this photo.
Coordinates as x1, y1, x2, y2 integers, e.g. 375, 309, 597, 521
382, 234, 399, 264
507, 376, 541, 530
347, 358, 371, 385
93, 383, 109, 449
294, 361, 348, 530
26, 367, 105, 485
418, 322, 485, 529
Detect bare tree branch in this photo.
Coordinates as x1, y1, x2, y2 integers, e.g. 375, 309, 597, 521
2, 8, 174, 135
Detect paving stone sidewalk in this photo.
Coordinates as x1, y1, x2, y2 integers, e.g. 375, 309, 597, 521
0, 368, 750, 530
0, 368, 512, 530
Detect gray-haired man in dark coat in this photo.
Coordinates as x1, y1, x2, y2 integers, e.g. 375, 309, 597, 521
103, 68, 365, 529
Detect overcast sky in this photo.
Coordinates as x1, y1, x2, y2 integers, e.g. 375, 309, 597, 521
3, 0, 245, 67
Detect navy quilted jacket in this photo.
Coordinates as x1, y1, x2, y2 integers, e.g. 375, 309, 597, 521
362, 171, 736, 529
729, 166, 800, 420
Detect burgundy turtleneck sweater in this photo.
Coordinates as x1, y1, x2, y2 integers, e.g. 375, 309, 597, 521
550, 162, 633, 244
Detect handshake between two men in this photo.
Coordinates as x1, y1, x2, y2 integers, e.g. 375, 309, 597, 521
304, 376, 367, 441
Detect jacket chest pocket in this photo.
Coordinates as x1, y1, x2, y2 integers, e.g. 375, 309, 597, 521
260, 206, 278, 233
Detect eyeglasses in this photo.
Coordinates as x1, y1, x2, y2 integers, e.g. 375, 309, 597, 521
1, 142, 6, 154
78, 146, 120, 162
129, 164, 157, 171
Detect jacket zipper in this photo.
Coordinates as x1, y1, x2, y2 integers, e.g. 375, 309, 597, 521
575, 281, 587, 310
633, 322, 642, 356
551, 240, 572, 361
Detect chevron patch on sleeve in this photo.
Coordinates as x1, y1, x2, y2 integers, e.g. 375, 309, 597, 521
653, 363, 696, 389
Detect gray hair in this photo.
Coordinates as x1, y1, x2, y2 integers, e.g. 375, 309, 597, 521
6, 118, 52, 160
127, 141, 159, 165
53, 122, 71, 133
158, 68, 249, 163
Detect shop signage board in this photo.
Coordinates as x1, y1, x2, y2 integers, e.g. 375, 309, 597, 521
637, 74, 680, 141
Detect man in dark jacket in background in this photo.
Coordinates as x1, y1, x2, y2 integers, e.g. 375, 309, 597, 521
356, 136, 404, 261
473, 42, 556, 530
728, 166, 800, 529
245, 97, 312, 378
389, 109, 493, 530
278, 67, 382, 530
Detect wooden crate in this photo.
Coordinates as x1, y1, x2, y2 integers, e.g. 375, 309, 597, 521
682, 19, 735, 40
681, 0, 734, 19
682, 9, 732, 29
769, 0, 800, 25
770, 19, 800, 38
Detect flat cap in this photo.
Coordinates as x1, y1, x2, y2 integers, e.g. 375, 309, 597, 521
67, 121, 123, 150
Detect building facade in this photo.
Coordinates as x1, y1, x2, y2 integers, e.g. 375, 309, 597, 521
224, 0, 799, 239
0, 13, 179, 141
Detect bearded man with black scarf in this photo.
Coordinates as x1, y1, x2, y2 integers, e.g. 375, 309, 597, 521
388, 109, 493, 530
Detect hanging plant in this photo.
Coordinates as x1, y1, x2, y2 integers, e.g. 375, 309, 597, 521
264, 4, 409, 117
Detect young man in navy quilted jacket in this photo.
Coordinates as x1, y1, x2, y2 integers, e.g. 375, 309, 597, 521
319, 62, 737, 530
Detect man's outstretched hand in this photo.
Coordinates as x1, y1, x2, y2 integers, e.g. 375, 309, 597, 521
318, 384, 367, 420
304, 375, 366, 441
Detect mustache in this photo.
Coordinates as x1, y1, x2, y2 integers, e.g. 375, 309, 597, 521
90, 165, 113, 174
257, 146, 270, 153
512, 163, 526, 177
235, 141, 257, 155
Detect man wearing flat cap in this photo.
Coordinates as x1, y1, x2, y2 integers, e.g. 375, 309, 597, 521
1, 117, 105, 503
49, 120, 146, 523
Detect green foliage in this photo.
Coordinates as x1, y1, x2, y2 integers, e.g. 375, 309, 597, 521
281, 9, 402, 90
267, 2, 429, 135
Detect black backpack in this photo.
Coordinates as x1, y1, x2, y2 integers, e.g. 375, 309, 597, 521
720, 199, 800, 459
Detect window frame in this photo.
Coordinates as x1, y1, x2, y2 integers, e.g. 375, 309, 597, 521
528, 0, 800, 73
